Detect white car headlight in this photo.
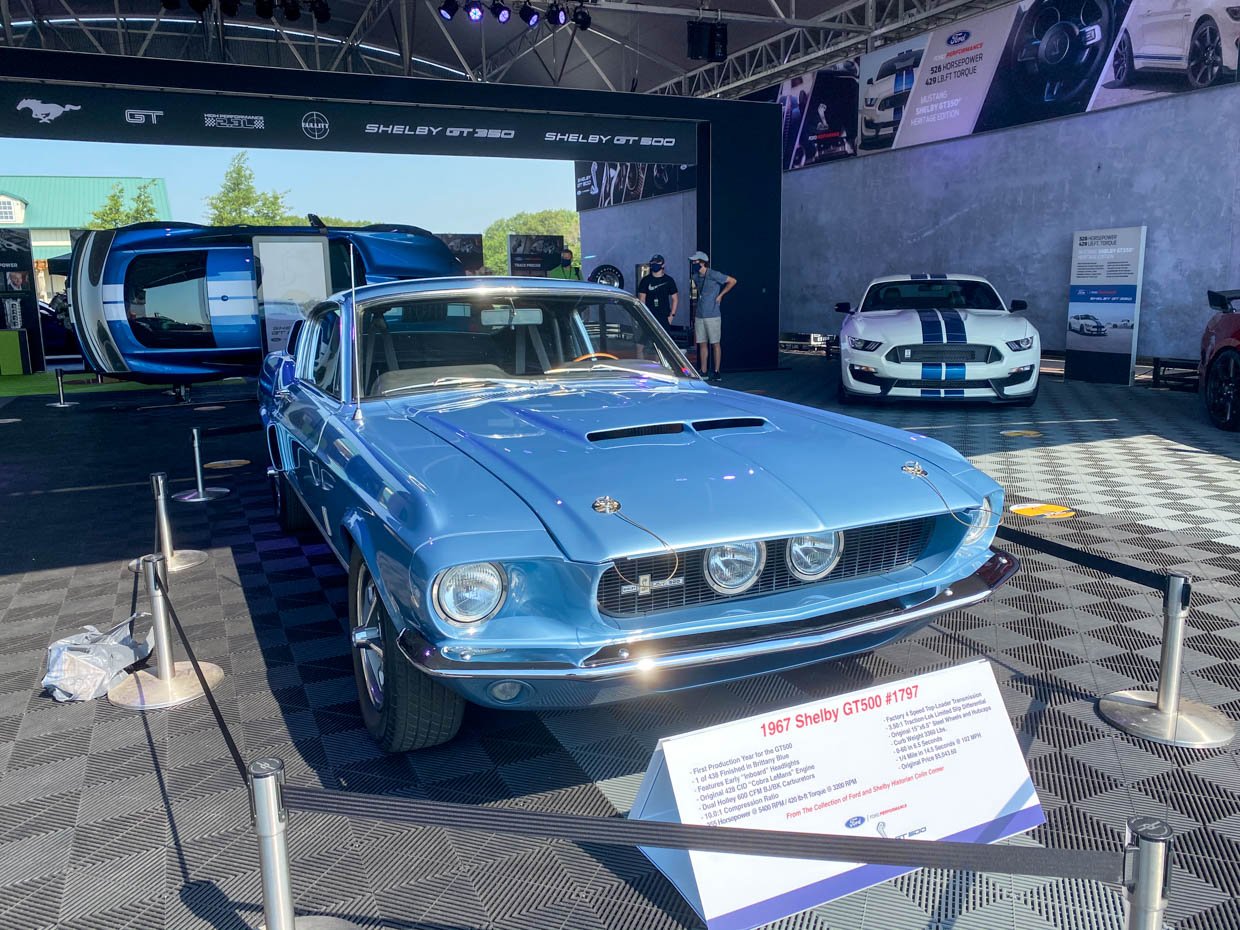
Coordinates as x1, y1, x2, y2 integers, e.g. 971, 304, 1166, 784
1006, 337, 1034, 351
786, 532, 844, 582
435, 562, 506, 624
962, 498, 996, 547
704, 541, 766, 595
849, 337, 882, 352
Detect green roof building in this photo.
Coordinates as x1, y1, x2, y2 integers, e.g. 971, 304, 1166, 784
0, 175, 172, 298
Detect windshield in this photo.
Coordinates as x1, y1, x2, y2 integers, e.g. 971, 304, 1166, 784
356, 291, 695, 398
860, 279, 1003, 312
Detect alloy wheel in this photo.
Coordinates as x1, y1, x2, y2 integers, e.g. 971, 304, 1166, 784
1207, 352, 1238, 426
352, 563, 385, 709
1188, 21, 1222, 87
1113, 33, 1131, 84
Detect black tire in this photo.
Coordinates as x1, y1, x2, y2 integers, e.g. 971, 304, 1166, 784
272, 470, 313, 533
836, 379, 857, 405
1187, 17, 1223, 88
1113, 30, 1135, 87
348, 547, 465, 752
1203, 348, 1240, 430
1013, 383, 1040, 407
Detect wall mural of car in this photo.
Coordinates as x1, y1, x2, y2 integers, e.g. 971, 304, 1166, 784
861, 49, 923, 147
258, 277, 1017, 751
837, 274, 1041, 404
1113, 0, 1239, 88
1069, 312, 1108, 334
69, 219, 460, 385
1201, 288, 1240, 429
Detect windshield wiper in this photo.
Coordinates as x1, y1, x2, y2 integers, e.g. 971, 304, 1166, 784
381, 377, 524, 397
543, 363, 682, 384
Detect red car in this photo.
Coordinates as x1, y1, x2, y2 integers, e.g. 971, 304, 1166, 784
1202, 289, 1240, 430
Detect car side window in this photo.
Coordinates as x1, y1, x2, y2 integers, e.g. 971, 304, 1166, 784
301, 309, 343, 399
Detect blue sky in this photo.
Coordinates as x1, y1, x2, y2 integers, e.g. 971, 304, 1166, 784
0, 138, 575, 231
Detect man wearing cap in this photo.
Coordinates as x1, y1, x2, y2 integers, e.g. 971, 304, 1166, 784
689, 251, 736, 381
637, 254, 680, 334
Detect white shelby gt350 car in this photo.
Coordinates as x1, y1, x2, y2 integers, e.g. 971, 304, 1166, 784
837, 274, 1040, 404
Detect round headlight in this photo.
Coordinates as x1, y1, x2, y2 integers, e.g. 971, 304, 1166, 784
786, 532, 844, 582
703, 541, 766, 595
435, 562, 506, 624
963, 498, 995, 546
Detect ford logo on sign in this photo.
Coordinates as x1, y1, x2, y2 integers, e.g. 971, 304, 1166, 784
845, 816, 866, 829
947, 30, 971, 45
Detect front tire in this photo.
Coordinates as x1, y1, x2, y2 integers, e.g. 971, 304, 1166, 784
1187, 17, 1223, 88
349, 547, 465, 752
1013, 383, 1040, 407
272, 471, 313, 533
1203, 348, 1240, 430
1113, 31, 1135, 87
836, 378, 857, 404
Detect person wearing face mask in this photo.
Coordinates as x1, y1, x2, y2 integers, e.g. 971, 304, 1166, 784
546, 248, 582, 280
637, 254, 679, 333
689, 251, 736, 381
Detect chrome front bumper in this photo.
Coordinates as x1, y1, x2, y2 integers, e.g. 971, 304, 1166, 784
398, 549, 1018, 684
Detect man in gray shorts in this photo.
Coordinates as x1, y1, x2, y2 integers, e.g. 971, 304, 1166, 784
689, 251, 737, 381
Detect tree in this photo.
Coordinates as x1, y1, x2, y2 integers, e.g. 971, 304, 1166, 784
89, 183, 129, 228
317, 216, 372, 227
127, 180, 159, 223
205, 152, 298, 225
482, 209, 581, 275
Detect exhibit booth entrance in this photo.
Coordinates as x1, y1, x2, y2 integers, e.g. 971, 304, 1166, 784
0, 47, 783, 379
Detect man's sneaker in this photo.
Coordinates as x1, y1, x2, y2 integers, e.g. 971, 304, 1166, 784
711, 371, 722, 382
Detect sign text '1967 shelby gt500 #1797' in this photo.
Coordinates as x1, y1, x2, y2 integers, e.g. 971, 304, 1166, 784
259, 277, 1018, 751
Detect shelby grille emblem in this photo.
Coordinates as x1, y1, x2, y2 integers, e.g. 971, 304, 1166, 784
301, 111, 330, 140
204, 113, 265, 130
620, 575, 685, 597
16, 99, 80, 123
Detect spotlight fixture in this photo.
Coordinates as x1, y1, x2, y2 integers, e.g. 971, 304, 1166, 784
160, 0, 180, 10
219, 0, 239, 14
438, 0, 458, 18
545, 0, 567, 26
489, 0, 510, 21
570, 2, 589, 28
311, 0, 329, 21
517, 0, 538, 25
464, 0, 484, 20
280, 0, 301, 18
255, 0, 274, 16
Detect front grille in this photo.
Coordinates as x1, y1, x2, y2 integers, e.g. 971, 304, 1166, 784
894, 378, 993, 389
887, 344, 997, 364
597, 517, 933, 618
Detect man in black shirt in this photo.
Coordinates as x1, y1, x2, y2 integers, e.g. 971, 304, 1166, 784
637, 254, 679, 331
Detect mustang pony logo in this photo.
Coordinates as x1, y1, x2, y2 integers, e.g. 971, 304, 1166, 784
17, 99, 81, 123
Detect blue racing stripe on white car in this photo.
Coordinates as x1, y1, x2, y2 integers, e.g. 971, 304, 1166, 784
918, 310, 944, 344
940, 309, 967, 344
945, 363, 966, 381
944, 389, 965, 396
921, 388, 941, 397
922, 363, 942, 381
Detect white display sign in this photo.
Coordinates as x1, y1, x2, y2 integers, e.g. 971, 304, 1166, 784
253, 236, 332, 354
1065, 225, 1147, 384
630, 660, 1042, 930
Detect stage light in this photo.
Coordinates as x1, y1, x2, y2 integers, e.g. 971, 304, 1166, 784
311, 0, 329, 21
160, 0, 180, 10
545, 1, 566, 26
219, 0, 239, 14
464, 0, 484, 21
518, 1, 538, 25
255, 0, 274, 15
438, 0, 458, 18
280, 0, 301, 18
489, 0, 510, 21
570, 3, 589, 28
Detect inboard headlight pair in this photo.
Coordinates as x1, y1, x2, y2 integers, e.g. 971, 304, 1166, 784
434, 562, 506, 624
703, 533, 844, 595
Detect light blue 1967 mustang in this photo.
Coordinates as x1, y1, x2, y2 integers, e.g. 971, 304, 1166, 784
258, 277, 1017, 751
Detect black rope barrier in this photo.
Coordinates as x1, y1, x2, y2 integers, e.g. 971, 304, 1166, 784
996, 525, 1170, 591
282, 784, 1125, 883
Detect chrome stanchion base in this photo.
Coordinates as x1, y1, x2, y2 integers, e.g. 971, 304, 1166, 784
128, 550, 210, 573
1100, 690, 1235, 748
173, 487, 230, 502
259, 918, 367, 929
108, 661, 224, 710
46, 401, 79, 408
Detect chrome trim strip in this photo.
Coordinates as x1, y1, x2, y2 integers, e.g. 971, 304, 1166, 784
398, 549, 1018, 682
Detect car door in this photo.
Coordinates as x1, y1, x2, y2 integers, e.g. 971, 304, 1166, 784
1132, 0, 1191, 64
279, 304, 344, 533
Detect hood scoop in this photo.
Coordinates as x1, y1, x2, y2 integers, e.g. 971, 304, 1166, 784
588, 423, 685, 443
692, 417, 767, 432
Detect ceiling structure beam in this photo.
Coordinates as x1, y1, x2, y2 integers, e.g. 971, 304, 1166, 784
54, 0, 106, 51
425, 0, 477, 78
0, 0, 13, 44
267, 15, 310, 68
575, 34, 616, 91
587, 0, 872, 32
328, 0, 393, 70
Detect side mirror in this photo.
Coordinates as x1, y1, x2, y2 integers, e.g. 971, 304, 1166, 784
1010, 299, 1028, 312
835, 301, 853, 314
287, 319, 304, 356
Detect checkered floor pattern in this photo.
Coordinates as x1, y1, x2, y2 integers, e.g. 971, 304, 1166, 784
0, 359, 1238, 930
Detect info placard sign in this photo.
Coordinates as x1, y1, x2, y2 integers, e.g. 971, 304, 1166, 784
630, 660, 1042, 930
1064, 225, 1147, 385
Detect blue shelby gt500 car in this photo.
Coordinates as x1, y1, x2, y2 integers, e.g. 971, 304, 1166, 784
259, 277, 1017, 751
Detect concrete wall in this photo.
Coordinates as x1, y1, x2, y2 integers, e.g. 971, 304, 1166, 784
780, 83, 1240, 358
579, 190, 697, 307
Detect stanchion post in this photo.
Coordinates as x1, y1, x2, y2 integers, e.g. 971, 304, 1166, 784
173, 428, 229, 502
1125, 816, 1172, 930
46, 367, 79, 408
128, 473, 209, 574
1099, 574, 1234, 747
145, 555, 175, 683
251, 759, 297, 930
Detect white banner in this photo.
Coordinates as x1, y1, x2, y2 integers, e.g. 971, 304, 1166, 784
630, 660, 1043, 930
253, 236, 331, 355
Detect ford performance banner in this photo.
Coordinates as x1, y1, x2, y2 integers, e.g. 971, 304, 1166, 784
574, 161, 697, 212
